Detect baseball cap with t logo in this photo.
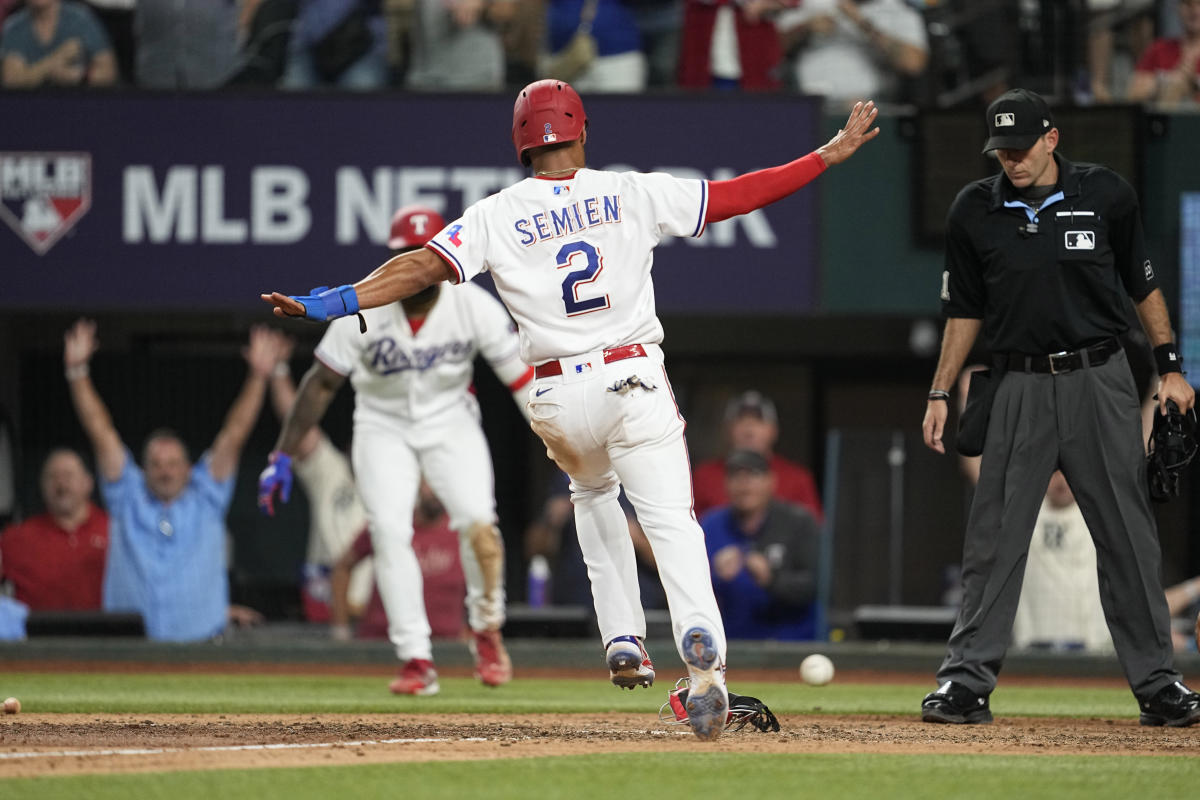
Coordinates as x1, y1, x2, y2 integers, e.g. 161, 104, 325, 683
981, 88, 1054, 154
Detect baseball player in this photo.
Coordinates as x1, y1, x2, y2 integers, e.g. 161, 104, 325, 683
262, 81, 879, 739
259, 205, 535, 695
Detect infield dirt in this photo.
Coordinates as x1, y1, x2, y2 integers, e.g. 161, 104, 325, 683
3, 711, 1200, 778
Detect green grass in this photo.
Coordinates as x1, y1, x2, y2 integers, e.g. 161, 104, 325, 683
4, 753, 1200, 800
1, 672, 1189, 800
0, 672, 1142, 718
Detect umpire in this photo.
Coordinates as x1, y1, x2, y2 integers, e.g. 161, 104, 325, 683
920, 88, 1200, 727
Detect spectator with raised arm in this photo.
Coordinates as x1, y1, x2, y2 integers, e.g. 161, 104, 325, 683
64, 319, 281, 642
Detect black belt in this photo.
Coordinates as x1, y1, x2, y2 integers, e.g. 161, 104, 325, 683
1003, 338, 1121, 374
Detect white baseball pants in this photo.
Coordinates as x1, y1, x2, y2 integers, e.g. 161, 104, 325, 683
527, 344, 727, 666
352, 401, 504, 662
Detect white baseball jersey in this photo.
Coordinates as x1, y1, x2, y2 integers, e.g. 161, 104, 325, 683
314, 281, 530, 427
1012, 499, 1113, 653
425, 169, 708, 364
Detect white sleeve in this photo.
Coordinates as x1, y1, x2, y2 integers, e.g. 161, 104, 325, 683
425, 201, 490, 285
468, 286, 530, 389
312, 317, 363, 377
627, 171, 709, 240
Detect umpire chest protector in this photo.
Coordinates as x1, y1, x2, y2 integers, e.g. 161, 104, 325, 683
942, 154, 1157, 355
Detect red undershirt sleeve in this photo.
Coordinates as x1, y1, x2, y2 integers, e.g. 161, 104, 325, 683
704, 152, 828, 223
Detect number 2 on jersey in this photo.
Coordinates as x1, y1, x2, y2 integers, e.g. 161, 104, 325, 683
556, 241, 611, 317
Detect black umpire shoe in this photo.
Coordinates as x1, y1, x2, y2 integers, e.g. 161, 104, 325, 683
1139, 681, 1200, 727
921, 681, 993, 724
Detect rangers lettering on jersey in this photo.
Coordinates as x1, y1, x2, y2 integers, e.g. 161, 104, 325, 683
513, 195, 622, 246
366, 337, 474, 375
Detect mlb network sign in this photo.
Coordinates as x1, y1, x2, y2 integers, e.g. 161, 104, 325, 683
0, 152, 91, 255
0, 92, 820, 311
2, 156, 777, 253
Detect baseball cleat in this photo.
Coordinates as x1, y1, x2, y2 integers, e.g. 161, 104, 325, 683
660, 677, 781, 734
389, 658, 440, 696
470, 630, 513, 687
680, 626, 727, 741
606, 635, 655, 689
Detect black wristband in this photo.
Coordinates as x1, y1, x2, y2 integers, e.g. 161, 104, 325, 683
928, 390, 950, 402
1154, 344, 1184, 375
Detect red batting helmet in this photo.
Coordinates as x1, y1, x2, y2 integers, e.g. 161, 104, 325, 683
512, 79, 588, 167
387, 205, 445, 250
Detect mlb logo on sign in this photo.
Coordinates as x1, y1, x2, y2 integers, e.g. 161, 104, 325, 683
1065, 231, 1095, 250
0, 152, 91, 255
994, 112, 1016, 127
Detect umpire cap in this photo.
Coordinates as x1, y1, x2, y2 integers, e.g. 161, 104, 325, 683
388, 206, 445, 250
981, 89, 1054, 154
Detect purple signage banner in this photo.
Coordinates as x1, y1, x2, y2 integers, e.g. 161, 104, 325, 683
0, 92, 821, 313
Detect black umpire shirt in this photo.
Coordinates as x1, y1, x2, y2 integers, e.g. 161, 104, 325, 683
941, 152, 1157, 355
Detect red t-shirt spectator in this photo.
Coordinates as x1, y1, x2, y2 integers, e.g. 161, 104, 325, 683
692, 454, 822, 521
1136, 39, 1200, 76
0, 504, 109, 610
352, 514, 466, 640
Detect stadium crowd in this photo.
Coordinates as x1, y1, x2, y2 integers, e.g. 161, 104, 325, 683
1, 0, 1197, 108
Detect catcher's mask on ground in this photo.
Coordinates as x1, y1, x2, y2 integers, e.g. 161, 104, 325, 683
1147, 399, 1198, 502
659, 677, 780, 733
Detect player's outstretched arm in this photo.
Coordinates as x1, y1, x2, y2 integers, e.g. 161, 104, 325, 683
261, 249, 456, 322
705, 100, 879, 223
816, 100, 882, 166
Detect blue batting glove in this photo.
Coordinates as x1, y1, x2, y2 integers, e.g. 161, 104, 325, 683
257, 451, 293, 516
288, 285, 360, 322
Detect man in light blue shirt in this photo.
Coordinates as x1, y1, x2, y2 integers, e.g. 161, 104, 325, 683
64, 319, 282, 641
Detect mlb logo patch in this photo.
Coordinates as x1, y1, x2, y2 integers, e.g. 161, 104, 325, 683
574, 362, 592, 374
543, 122, 557, 144
553, 185, 570, 196
1065, 231, 1095, 250
0, 152, 91, 255
994, 113, 1016, 128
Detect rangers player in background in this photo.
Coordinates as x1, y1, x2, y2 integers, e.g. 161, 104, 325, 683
263, 81, 879, 739
259, 206, 535, 695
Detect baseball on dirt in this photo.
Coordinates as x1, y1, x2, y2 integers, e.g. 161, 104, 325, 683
3, 697, 19, 714
800, 654, 835, 686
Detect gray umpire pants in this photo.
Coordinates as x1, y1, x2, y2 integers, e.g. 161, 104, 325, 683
936, 349, 1181, 701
